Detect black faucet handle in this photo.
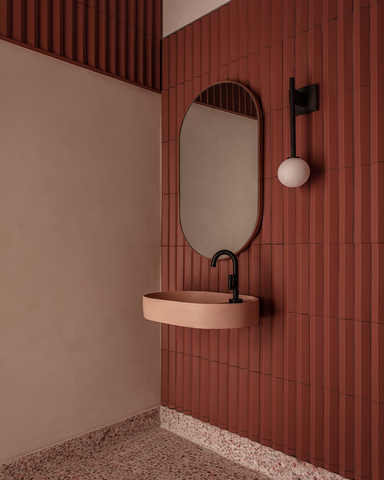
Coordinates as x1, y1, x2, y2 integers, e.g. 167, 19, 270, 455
228, 274, 235, 290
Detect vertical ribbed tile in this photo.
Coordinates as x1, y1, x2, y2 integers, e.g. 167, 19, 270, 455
339, 394, 354, 477
12, 0, 26, 42
283, 379, 296, 455
296, 383, 310, 462
25, 0, 39, 46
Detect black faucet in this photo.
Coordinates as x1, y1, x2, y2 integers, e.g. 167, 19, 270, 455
211, 250, 243, 303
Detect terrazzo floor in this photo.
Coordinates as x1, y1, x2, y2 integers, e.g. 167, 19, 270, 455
30, 427, 275, 480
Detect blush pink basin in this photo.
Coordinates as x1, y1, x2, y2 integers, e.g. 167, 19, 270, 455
143, 291, 259, 329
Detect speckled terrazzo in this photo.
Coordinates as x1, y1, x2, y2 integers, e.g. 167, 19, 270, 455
0, 407, 160, 480
160, 407, 347, 480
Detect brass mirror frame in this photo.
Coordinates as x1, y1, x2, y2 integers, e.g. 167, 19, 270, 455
178, 81, 263, 259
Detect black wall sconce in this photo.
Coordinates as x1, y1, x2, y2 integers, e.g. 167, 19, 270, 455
277, 77, 318, 187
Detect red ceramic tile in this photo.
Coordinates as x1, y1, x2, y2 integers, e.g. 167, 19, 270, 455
238, 0, 248, 58
177, 29, 185, 84
209, 9, 219, 71
191, 355, 200, 418
309, 108, 324, 172
183, 246, 192, 291
283, 313, 296, 381
127, 25, 136, 81
272, 245, 284, 312
107, 5, 117, 75
260, 177, 271, 244
260, 374, 271, 445
218, 329, 228, 364
354, 321, 371, 400
260, 244, 272, 311
339, 393, 355, 477
228, 365, 238, 433
370, 1, 384, 85
238, 327, 249, 370
372, 243, 384, 324
229, 0, 238, 63
200, 358, 209, 422
284, 244, 296, 313
161, 246, 169, 292
248, 0, 259, 53
353, 7, 370, 88
161, 349, 169, 405
337, 13, 353, 93
310, 244, 324, 316
260, 314, 272, 375
354, 164, 371, 244
354, 397, 371, 479
323, 95, 339, 171
372, 322, 384, 403
271, 174, 284, 245
296, 383, 310, 461
324, 243, 339, 318
324, 316, 339, 392
339, 318, 354, 396
295, 31, 309, 88
52, 0, 64, 57
219, 5, 229, 66
0, 0, 12, 37
136, 31, 146, 85
192, 250, 201, 291
238, 56, 248, 87
238, 367, 248, 437
168, 86, 177, 141
249, 323, 260, 372
161, 90, 169, 143
296, 314, 310, 385
371, 162, 384, 244
209, 360, 218, 425
176, 326, 184, 354
282, 40, 295, 108
271, 43, 283, 113
218, 362, 228, 430
117, 20, 128, 78
338, 92, 354, 168
296, 244, 310, 315
271, 377, 283, 450
371, 81, 384, 168
183, 327, 191, 356
323, 20, 338, 97
372, 402, 384, 480
339, 243, 355, 320
168, 193, 176, 246
283, 182, 296, 246
295, 184, 310, 245
309, 175, 324, 245
39, 0, 52, 52
168, 351, 176, 408
309, 0, 322, 28
209, 330, 218, 363
162, 37, 170, 89
169, 324, 176, 353
200, 330, 209, 360
282, 0, 295, 40
183, 354, 191, 415
162, 323, 169, 350
324, 389, 339, 470
354, 87, 370, 167
238, 250, 249, 296
339, 171, 354, 243
176, 246, 184, 291
260, 48, 271, 113
176, 352, 183, 411
176, 83, 185, 136
249, 244, 260, 298
249, 371, 260, 442
168, 246, 176, 291
354, 243, 371, 323
263, 115, 272, 182
283, 379, 296, 455
272, 311, 284, 378
296, 0, 309, 33
161, 194, 169, 247
191, 329, 200, 358
310, 315, 324, 388
309, 386, 324, 466
228, 60, 238, 81
168, 34, 177, 88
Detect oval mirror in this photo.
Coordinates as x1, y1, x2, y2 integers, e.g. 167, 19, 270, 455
179, 81, 263, 259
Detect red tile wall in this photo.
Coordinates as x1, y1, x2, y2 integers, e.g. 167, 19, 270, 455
0, 0, 161, 91
161, 1, 384, 479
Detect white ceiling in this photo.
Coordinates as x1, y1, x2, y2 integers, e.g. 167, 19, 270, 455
163, 0, 230, 37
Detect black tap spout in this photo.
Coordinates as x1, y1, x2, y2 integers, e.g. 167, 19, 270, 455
211, 250, 243, 303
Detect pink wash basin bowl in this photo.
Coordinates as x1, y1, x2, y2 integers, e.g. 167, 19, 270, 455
142, 291, 259, 329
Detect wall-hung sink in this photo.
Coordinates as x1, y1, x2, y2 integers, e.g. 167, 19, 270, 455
143, 291, 259, 329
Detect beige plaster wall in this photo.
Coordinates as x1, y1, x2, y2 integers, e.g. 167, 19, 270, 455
0, 40, 161, 463
163, 0, 230, 37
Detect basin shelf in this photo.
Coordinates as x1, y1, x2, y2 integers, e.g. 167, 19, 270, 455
143, 291, 259, 329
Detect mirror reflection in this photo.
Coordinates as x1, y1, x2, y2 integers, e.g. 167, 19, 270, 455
179, 81, 262, 259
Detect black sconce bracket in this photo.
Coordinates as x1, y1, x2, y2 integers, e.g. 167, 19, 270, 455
290, 83, 318, 117
289, 77, 318, 158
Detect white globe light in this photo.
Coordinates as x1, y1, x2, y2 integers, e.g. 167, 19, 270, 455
277, 157, 310, 188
